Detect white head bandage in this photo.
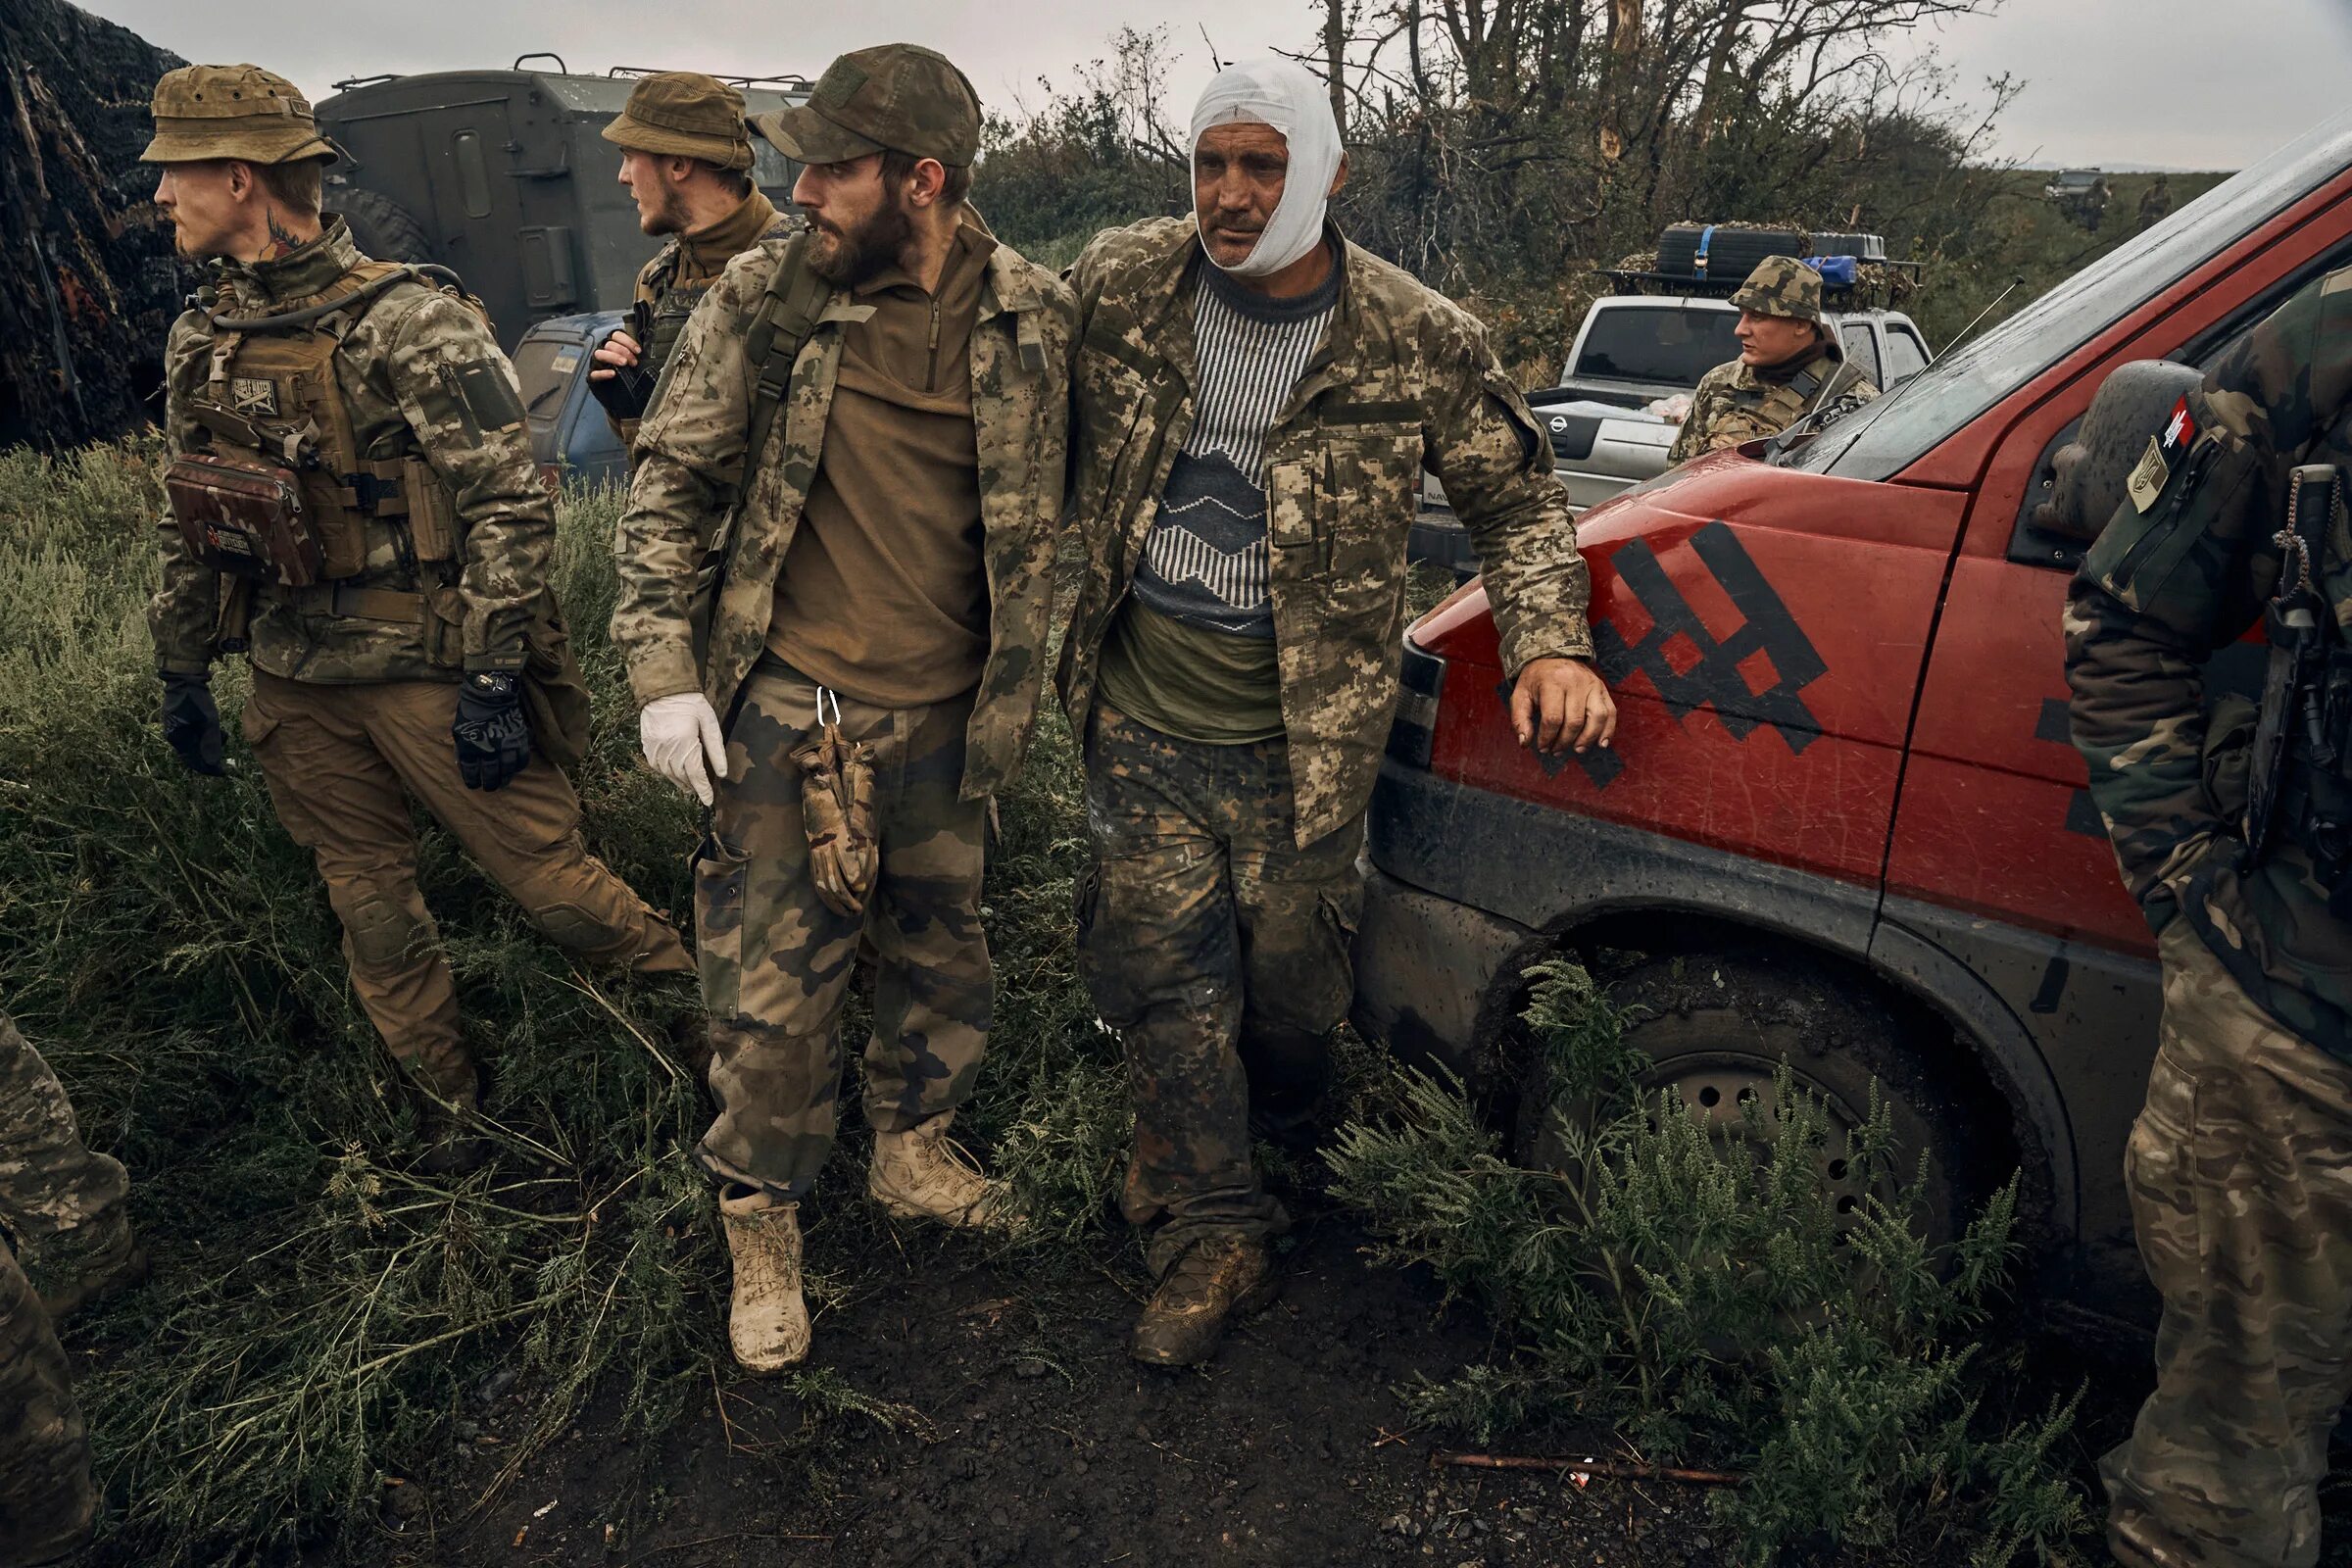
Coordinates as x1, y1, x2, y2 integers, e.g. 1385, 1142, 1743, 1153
1189, 58, 1343, 278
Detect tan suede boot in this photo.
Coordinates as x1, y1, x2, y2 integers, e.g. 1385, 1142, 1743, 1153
867, 1111, 1013, 1229
717, 1187, 809, 1374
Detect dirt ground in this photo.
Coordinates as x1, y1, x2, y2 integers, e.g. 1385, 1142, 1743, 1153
339, 1175, 2207, 1568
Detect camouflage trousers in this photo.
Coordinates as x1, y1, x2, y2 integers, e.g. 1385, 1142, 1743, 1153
1078, 703, 1361, 1275
694, 660, 991, 1202
2103, 920, 2352, 1568
0, 1013, 129, 1257
0, 1239, 94, 1565
244, 671, 693, 1099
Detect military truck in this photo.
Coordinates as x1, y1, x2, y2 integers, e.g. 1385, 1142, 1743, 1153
315, 57, 810, 352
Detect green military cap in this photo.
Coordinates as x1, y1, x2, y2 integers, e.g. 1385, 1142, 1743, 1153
143, 64, 336, 166
601, 72, 755, 172
1730, 256, 1826, 326
754, 43, 982, 169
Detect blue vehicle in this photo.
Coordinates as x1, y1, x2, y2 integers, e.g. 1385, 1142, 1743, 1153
514, 310, 631, 491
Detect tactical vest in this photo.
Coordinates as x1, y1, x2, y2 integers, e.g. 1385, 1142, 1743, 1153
640, 250, 715, 389
166, 263, 465, 593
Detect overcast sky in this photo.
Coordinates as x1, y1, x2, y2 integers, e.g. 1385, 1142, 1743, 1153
81, 0, 2352, 172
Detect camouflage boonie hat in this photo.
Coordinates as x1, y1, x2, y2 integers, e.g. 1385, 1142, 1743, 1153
754, 43, 982, 169
143, 65, 336, 166
1730, 255, 1825, 326
601, 73, 755, 172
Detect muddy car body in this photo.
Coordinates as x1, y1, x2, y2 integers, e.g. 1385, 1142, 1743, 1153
315, 59, 808, 352
1354, 114, 2352, 1320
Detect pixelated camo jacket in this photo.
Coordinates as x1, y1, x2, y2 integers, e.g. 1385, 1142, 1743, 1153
612, 211, 1077, 803
1054, 217, 1593, 848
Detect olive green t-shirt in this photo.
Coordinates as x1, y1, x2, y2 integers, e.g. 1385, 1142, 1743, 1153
1096, 598, 1285, 743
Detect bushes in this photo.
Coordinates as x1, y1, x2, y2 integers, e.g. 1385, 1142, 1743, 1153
1326, 959, 2094, 1564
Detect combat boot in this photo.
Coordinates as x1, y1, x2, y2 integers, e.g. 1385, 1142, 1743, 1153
718, 1186, 808, 1374
1130, 1236, 1278, 1368
867, 1111, 1015, 1230
24, 1209, 147, 1321
410, 1065, 487, 1177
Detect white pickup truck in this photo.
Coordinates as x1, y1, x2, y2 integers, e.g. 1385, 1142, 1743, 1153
1410, 291, 1935, 572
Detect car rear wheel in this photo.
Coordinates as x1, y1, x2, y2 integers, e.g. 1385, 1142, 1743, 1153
335, 188, 434, 267
1513, 953, 1976, 1250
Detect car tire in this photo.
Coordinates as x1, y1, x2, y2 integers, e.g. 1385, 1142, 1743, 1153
336, 188, 435, 266
1512, 953, 1977, 1250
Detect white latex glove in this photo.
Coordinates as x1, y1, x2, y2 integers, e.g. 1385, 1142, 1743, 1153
639, 692, 728, 807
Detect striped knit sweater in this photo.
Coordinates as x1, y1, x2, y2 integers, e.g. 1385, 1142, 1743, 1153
1126, 257, 1340, 639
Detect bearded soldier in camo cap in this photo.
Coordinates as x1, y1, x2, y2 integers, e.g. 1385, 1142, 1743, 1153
0, 1011, 144, 1566
143, 65, 693, 1166
1059, 59, 1610, 1369
1665, 255, 1879, 466
2070, 264, 2352, 1566
589, 73, 799, 450
611, 44, 1076, 1373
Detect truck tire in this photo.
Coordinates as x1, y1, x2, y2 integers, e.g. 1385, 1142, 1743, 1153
1513, 954, 1977, 1250
335, 188, 435, 267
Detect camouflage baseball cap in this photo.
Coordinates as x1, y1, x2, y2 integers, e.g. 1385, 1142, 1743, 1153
1730, 256, 1825, 326
143, 64, 336, 166
601, 73, 755, 172
754, 44, 981, 169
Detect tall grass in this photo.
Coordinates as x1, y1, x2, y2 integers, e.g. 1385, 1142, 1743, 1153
0, 445, 1120, 1562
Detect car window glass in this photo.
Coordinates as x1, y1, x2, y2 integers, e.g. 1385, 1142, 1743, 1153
1572, 306, 1741, 386
1840, 325, 1884, 384
1884, 328, 1930, 383
513, 338, 578, 421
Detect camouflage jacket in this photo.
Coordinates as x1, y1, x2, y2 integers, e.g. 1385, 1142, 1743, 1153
612, 210, 1077, 802
2066, 264, 2352, 1055
1665, 344, 1879, 466
1054, 218, 1593, 847
612, 191, 800, 450
150, 220, 550, 684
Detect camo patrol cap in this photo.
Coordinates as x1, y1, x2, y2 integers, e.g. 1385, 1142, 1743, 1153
1730, 255, 1825, 326
143, 64, 336, 166
601, 73, 755, 172
754, 43, 982, 169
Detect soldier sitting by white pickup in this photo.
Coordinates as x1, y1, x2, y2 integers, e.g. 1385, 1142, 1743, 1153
1666, 255, 1879, 465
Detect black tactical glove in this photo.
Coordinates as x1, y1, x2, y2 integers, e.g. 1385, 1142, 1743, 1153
159, 671, 225, 776
587, 318, 657, 422
452, 671, 531, 792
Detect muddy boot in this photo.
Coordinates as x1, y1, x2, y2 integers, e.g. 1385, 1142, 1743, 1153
409, 1065, 487, 1177
718, 1186, 808, 1374
24, 1209, 148, 1322
867, 1112, 1014, 1230
1130, 1237, 1279, 1369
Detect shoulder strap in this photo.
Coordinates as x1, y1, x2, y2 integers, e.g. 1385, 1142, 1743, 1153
737, 233, 828, 508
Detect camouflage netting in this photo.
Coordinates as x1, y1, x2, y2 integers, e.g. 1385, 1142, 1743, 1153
0, 0, 186, 450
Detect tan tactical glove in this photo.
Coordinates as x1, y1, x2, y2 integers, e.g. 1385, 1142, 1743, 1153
790, 692, 878, 917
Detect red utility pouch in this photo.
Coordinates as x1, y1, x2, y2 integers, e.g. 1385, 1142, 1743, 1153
164, 451, 325, 586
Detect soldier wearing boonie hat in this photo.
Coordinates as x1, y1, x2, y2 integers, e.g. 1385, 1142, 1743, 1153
1666, 253, 1880, 465
611, 43, 1078, 1377
141, 63, 337, 167
591, 74, 798, 446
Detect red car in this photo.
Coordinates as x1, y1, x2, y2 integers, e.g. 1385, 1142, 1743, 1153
1354, 116, 2352, 1315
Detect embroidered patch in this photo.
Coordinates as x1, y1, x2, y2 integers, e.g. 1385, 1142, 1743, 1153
2127, 436, 2170, 514
230, 376, 278, 416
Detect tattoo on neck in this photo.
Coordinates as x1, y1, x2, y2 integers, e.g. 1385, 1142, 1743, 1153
265, 209, 302, 259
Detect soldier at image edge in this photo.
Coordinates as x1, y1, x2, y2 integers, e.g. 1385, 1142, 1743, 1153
142, 64, 694, 1170
0, 1011, 147, 1566
1664, 254, 1880, 466
590, 72, 800, 451
1056, 57, 1613, 1370
2068, 263, 2352, 1566
609, 43, 1076, 1374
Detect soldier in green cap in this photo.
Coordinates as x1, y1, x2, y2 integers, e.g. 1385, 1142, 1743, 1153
612, 43, 1077, 1375
1665, 254, 1879, 465
143, 64, 692, 1165
591, 73, 799, 448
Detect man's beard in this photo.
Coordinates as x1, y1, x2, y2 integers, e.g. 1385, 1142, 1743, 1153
807, 196, 913, 288
641, 185, 693, 238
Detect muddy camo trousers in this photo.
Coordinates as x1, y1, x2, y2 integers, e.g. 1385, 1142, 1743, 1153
243, 671, 693, 1099
1078, 703, 1362, 1276
0, 1013, 131, 1298
0, 1239, 93, 1565
2104, 920, 2352, 1568
692, 661, 991, 1203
